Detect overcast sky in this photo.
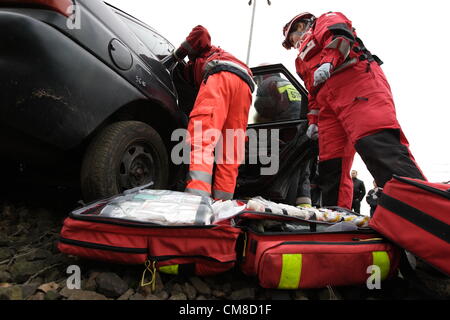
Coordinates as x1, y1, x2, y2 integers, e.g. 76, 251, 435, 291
107, 0, 450, 215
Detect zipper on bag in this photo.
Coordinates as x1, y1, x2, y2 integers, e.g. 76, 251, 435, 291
69, 212, 218, 229
59, 237, 148, 254
393, 175, 450, 200
279, 239, 386, 246
256, 238, 388, 275
147, 254, 235, 264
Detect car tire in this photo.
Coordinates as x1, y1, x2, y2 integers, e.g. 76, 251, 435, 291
80, 121, 169, 202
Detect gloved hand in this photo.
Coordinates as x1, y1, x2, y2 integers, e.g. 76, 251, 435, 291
313, 63, 333, 86
174, 25, 212, 61
306, 124, 319, 141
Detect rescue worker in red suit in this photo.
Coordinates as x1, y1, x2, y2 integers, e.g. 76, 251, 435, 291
282, 12, 426, 209
170, 26, 254, 200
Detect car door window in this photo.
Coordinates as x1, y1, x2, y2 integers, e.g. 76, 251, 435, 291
117, 14, 174, 59
248, 69, 307, 125
236, 65, 312, 201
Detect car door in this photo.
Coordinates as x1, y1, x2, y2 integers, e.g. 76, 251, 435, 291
112, 9, 178, 100
235, 64, 318, 204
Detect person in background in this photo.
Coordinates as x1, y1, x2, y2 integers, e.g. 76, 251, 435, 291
351, 170, 366, 213
168, 25, 254, 200
253, 70, 301, 123
281, 11, 426, 210
366, 180, 382, 217
253, 68, 312, 207
309, 155, 321, 207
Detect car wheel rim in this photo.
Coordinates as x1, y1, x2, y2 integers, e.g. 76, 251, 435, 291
119, 143, 156, 190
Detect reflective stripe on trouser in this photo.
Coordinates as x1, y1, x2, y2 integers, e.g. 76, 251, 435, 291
213, 189, 233, 201
185, 171, 213, 197
296, 197, 312, 205
185, 188, 211, 198
185, 71, 252, 199
187, 170, 213, 185
315, 62, 425, 209
277, 251, 391, 289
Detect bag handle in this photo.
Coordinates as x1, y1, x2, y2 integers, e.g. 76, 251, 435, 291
393, 175, 450, 200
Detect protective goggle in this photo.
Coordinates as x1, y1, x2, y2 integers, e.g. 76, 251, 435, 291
288, 20, 313, 48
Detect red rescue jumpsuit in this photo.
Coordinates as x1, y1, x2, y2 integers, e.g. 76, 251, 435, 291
184, 46, 254, 200
295, 12, 426, 209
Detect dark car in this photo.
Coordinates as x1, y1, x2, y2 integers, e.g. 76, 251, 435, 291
0, 0, 315, 204
0, 0, 197, 201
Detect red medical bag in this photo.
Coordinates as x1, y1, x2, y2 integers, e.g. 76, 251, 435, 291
370, 175, 450, 276
237, 211, 401, 289
58, 200, 241, 277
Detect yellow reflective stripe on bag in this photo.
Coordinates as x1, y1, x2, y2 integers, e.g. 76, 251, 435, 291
277, 84, 301, 102
372, 251, 390, 280
159, 264, 179, 275
278, 254, 302, 289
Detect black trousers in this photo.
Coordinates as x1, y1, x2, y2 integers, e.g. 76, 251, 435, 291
352, 200, 361, 213
320, 129, 426, 208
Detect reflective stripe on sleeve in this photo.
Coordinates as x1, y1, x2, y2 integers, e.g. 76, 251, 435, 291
278, 254, 302, 289
325, 38, 351, 60
372, 251, 390, 280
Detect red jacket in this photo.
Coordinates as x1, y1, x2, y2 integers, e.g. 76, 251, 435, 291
295, 12, 368, 125
185, 46, 254, 92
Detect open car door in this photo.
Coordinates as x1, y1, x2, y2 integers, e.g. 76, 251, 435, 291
235, 64, 318, 205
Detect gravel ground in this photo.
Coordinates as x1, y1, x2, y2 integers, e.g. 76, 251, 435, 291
0, 194, 448, 301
